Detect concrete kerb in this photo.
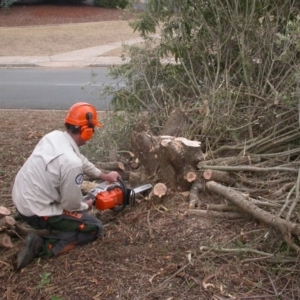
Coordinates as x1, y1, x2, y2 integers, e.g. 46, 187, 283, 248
0, 59, 125, 68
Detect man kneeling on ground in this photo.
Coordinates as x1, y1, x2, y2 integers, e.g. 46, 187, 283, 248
12, 102, 120, 270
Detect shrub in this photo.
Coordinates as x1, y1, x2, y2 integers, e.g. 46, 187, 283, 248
1, 0, 16, 13
105, 0, 300, 145
93, 0, 129, 9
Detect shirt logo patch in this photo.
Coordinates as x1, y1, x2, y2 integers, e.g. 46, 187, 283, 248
75, 174, 84, 185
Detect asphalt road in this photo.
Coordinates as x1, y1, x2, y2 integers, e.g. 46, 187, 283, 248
0, 68, 122, 110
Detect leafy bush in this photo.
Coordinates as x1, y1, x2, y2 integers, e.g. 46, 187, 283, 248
1, 0, 16, 13
80, 111, 139, 161
102, 0, 300, 150
93, 0, 129, 9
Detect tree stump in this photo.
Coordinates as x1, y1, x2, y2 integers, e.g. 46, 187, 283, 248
131, 130, 204, 191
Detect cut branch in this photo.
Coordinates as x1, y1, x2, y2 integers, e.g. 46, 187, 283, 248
186, 209, 246, 219
206, 181, 300, 251
197, 155, 261, 168
203, 169, 236, 185
200, 165, 298, 173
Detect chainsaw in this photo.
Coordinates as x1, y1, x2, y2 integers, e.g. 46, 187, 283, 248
83, 178, 152, 212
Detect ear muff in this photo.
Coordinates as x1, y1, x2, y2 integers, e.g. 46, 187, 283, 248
80, 125, 94, 141
80, 112, 94, 141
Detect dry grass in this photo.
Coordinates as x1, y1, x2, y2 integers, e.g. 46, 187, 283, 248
0, 4, 141, 56
0, 20, 141, 56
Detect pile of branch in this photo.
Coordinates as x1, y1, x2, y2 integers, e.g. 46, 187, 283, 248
187, 118, 300, 251
83, 112, 300, 251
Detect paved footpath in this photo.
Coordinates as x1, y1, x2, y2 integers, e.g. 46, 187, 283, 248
0, 37, 144, 68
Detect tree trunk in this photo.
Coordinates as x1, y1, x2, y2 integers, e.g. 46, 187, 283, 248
131, 130, 204, 191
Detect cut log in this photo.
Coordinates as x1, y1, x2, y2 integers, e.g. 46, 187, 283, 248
0, 233, 13, 248
185, 172, 197, 182
0, 206, 11, 217
0, 216, 16, 230
153, 183, 167, 198
197, 155, 261, 168
203, 169, 236, 186
200, 165, 298, 173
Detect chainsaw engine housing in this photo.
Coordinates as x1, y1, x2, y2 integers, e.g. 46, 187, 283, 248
91, 179, 133, 212
94, 187, 124, 210
86, 179, 152, 213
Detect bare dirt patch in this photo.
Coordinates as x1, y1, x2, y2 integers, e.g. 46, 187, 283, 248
0, 110, 239, 300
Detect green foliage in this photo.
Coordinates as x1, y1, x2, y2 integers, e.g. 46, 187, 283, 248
36, 271, 52, 289
81, 112, 138, 161
93, 0, 128, 8
1, 0, 16, 13
131, 13, 156, 36
101, 0, 300, 151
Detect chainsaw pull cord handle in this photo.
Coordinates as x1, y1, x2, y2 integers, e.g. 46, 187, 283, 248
112, 177, 127, 213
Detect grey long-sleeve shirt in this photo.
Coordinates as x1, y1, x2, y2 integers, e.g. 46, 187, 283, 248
12, 130, 101, 217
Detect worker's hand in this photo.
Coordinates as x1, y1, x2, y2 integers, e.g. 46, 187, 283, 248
83, 199, 94, 210
99, 171, 121, 183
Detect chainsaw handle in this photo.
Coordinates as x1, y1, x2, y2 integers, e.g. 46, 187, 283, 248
112, 177, 127, 213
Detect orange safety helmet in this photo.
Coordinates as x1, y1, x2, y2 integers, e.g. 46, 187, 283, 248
65, 102, 102, 141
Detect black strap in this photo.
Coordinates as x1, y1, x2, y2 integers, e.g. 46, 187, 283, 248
17, 211, 53, 233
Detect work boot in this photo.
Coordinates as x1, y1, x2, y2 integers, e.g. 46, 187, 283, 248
16, 232, 42, 270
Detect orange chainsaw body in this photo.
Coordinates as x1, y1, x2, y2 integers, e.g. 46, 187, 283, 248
93, 187, 124, 211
